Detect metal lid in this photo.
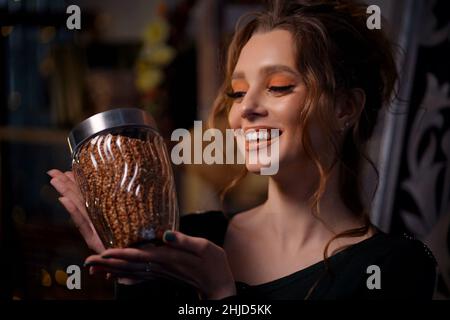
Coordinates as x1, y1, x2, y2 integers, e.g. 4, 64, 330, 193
67, 108, 158, 156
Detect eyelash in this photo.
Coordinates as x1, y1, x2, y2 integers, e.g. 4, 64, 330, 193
226, 85, 295, 100
226, 91, 246, 99
268, 85, 295, 93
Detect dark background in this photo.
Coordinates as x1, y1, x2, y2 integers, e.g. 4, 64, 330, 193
0, 0, 449, 300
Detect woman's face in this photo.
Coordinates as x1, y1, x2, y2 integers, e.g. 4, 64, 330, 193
228, 29, 314, 176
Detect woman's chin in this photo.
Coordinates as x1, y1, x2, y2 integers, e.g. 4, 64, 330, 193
245, 162, 279, 176
245, 162, 263, 174
243, 148, 283, 176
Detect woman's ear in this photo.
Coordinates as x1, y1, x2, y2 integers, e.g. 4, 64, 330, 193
350, 88, 366, 118
335, 88, 366, 129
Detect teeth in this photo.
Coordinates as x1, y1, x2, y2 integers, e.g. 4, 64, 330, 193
245, 130, 270, 142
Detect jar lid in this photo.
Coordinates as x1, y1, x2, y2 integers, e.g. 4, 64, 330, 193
67, 108, 158, 156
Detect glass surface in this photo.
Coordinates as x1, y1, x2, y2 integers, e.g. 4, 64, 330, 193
72, 127, 179, 248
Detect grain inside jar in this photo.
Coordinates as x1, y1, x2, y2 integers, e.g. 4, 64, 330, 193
72, 128, 177, 248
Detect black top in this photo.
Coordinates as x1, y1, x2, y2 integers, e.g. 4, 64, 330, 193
115, 211, 437, 300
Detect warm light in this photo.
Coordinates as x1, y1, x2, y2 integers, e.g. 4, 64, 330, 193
39, 26, 56, 43
41, 269, 52, 287
55, 269, 68, 286
1, 26, 13, 37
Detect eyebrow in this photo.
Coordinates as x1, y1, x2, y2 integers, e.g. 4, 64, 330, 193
231, 65, 300, 80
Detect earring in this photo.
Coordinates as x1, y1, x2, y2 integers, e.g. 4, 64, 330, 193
340, 121, 350, 132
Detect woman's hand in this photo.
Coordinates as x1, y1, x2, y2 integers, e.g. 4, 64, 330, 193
48, 169, 143, 285
84, 231, 237, 300
47, 169, 105, 253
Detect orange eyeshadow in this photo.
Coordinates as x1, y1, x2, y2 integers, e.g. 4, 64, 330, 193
231, 80, 248, 92
268, 75, 295, 87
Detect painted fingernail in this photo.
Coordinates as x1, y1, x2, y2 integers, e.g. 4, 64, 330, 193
83, 261, 95, 267
102, 255, 112, 259
163, 230, 176, 243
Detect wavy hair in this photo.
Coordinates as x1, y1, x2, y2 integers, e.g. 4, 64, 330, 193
208, 0, 398, 298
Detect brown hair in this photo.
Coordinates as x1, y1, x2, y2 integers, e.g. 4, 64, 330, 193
209, 0, 398, 298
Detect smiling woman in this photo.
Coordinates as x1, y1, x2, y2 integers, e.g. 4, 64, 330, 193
49, 0, 437, 301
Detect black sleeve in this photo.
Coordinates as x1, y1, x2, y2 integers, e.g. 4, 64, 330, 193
364, 236, 437, 299
115, 211, 228, 300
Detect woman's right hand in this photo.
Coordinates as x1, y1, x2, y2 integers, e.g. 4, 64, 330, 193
48, 169, 143, 285
47, 169, 105, 254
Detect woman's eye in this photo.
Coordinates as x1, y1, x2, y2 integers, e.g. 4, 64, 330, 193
226, 91, 246, 100
268, 85, 295, 94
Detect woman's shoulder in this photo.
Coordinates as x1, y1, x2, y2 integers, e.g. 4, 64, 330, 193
371, 231, 437, 268
179, 210, 230, 247
351, 231, 437, 299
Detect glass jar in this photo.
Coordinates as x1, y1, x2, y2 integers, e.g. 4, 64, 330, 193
68, 108, 179, 248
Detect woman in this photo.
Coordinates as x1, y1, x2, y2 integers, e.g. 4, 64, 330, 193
48, 0, 437, 300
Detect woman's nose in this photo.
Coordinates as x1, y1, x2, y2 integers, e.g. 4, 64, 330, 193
240, 91, 267, 120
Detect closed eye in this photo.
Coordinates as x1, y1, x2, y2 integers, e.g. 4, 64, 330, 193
226, 91, 246, 100
268, 85, 295, 93
226, 85, 295, 100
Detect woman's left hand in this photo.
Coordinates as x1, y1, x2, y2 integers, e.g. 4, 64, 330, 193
84, 230, 237, 300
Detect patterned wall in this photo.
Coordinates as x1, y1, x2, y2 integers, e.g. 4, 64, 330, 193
389, 0, 450, 299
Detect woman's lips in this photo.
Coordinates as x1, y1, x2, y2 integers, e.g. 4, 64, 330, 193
243, 128, 282, 152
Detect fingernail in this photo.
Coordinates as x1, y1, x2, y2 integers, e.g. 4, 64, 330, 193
163, 230, 176, 243
83, 261, 95, 267
102, 255, 112, 259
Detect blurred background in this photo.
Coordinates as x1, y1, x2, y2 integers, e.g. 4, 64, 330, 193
0, 0, 448, 300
